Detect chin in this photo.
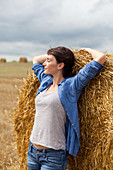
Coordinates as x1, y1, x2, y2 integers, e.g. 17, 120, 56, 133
44, 70, 49, 74
44, 70, 52, 76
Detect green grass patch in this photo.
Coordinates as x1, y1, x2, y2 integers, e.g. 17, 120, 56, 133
0, 62, 33, 78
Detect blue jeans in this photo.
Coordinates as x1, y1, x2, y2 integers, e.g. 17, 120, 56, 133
27, 141, 68, 170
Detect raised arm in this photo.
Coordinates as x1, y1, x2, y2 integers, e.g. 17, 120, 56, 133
33, 54, 47, 64
84, 48, 106, 64
32, 54, 52, 83
73, 48, 106, 97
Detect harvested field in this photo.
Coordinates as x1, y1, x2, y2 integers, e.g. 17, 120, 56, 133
0, 62, 32, 170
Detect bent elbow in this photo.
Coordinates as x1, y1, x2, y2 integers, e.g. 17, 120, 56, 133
96, 54, 106, 64
33, 57, 37, 64
101, 54, 106, 64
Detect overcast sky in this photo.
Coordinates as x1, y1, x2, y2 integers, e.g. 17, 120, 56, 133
0, 0, 113, 61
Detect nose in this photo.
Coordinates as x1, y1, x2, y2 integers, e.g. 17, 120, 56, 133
43, 61, 46, 66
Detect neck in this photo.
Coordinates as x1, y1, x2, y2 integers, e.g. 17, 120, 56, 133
52, 74, 65, 87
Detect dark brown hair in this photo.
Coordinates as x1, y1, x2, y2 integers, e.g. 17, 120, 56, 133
47, 46, 75, 78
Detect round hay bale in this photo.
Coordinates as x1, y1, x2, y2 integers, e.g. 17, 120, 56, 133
72, 50, 113, 170
13, 50, 113, 170
0, 58, 6, 62
19, 57, 28, 63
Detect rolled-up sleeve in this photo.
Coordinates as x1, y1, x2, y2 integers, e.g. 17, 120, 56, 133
74, 60, 104, 91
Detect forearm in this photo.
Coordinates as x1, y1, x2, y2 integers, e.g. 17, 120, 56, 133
33, 54, 47, 64
84, 48, 106, 64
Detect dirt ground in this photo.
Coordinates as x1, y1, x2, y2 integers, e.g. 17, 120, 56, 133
0, 62, 33, 170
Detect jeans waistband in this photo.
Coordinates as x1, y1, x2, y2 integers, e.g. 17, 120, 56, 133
29, 141, 67, 154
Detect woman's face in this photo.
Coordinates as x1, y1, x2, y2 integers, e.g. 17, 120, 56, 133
43, 55, 60, 76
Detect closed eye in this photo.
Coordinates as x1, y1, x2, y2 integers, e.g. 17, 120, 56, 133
46, 58, 51, 62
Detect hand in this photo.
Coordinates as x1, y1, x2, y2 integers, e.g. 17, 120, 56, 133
83, 48, 106, 64
33, 54, 48, 64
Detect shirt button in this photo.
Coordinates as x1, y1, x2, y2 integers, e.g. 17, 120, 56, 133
72, 124, 74, 127
68, 117, 70, 120
75, 131, 77, 133
62, 104, 64, 106
72, 93, 74, 96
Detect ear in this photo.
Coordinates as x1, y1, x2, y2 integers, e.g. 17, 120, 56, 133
58, 62, 64, 70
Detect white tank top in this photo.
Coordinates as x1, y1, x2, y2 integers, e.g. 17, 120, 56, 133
30, 88, 66, 150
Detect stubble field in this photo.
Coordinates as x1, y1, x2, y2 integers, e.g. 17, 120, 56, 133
0, 62, 33, 170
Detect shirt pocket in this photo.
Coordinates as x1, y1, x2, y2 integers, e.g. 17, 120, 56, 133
66, 89, 77, 103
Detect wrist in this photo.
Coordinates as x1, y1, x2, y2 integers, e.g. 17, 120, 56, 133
33, 54, 47, 64
94, 54, 106, 64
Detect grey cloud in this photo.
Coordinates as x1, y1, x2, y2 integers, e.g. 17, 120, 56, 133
0, 0, 113, 61
0, 0, 62, 43
90, 0, 113, 13
95, 0, 113, 6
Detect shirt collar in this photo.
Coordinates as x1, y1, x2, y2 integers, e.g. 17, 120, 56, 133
58, 77, 69, 86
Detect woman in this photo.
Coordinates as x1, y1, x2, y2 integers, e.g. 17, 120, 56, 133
27, 47, 106, 170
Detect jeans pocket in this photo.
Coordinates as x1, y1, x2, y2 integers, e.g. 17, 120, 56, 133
46, 156, 63, 167
46, 150, 67, 168
27, 155, 36, 166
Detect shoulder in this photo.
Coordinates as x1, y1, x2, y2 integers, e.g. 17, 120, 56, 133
62, 77, 76, 89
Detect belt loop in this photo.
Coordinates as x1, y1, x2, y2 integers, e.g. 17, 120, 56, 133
43, 149, 46, 158
43, 149, 46, 153
64, 148, 67, 154
30, 143, 32, 152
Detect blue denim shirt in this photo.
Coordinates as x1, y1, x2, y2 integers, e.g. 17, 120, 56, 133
32, 60, 103, 157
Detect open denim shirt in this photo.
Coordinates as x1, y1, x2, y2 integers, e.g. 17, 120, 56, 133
32, 60, 104, 157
